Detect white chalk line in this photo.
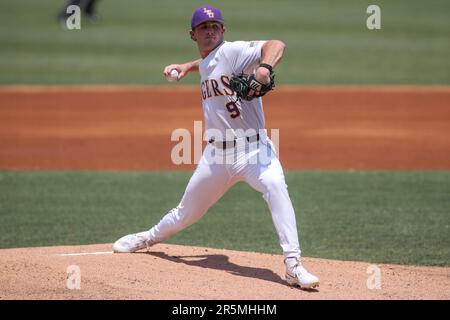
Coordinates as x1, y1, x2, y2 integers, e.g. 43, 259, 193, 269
54, 251, 114, 257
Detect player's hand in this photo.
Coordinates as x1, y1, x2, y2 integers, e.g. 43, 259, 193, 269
255, 66, 271, 85
163, 64, 188, 81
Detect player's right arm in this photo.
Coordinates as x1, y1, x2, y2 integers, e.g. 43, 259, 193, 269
163, 59, 202, 81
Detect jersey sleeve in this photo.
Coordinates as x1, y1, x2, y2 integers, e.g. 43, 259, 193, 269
224, 41, 266, 74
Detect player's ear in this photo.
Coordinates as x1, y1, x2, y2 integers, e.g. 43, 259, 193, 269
189, 29, 196, 41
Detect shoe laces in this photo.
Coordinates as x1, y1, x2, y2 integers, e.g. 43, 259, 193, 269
285, 257, 306, 276
132, 232, 152, 251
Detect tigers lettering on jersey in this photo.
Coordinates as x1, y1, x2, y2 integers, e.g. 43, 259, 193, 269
198, 41, 266, 133
201, 76, 234, 100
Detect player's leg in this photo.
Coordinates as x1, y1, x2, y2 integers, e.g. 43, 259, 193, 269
244, 140, 319, 288
148, 159, 234, 243
113, 148, 235, 252
244, 140, 300, 259
83, 0, 100, 22
84, 0, 97, 14
57, 0, 81, 23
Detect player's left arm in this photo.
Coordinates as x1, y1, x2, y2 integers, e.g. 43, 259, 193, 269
255, 40, 286, 84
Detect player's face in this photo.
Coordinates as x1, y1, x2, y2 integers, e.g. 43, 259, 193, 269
191, 21, 225, 55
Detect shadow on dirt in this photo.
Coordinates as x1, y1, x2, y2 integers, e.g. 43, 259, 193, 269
140, 250, 317, 292
143, 250, 285, 285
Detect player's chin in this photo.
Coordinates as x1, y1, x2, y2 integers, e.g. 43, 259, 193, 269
207, 41, 223, 52
204, 38, 219, 47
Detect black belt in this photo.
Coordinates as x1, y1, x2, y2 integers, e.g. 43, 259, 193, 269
209, 133, 260, 149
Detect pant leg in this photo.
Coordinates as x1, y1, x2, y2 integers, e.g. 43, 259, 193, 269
58, 0, 81, 19
244, 140, 301, 259
149, 151, 233, 243
83, 0, 98, 15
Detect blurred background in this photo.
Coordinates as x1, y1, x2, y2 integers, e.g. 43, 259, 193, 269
1, 0, 449, 85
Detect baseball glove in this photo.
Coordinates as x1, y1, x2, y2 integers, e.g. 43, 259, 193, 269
229, 71, 275, 101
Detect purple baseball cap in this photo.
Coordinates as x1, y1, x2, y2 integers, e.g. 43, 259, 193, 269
191, 5, 224, 29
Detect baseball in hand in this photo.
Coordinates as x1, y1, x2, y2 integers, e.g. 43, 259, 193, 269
167, 69, 179, 83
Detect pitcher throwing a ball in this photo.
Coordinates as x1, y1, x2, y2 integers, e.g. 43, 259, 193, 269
113, 5, 319, 289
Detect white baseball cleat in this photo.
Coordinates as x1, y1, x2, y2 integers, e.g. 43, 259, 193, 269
284, 258, 320, 289
113, 231, 155, 253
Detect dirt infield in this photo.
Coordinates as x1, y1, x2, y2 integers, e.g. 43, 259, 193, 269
0, 85, 449, 300
1, 85, 449, 170
1, 243, 449, 300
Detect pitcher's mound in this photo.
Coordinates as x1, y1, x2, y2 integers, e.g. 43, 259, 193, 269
0, 243, 448, 299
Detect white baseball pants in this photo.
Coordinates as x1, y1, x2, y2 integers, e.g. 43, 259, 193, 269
148, 136, 301, 259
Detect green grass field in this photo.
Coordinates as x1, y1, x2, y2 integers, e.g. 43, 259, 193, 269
1, 171, 449, 266
1, 0, 449, 84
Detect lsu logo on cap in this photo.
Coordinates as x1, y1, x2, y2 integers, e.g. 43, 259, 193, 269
203, 7, 214, 18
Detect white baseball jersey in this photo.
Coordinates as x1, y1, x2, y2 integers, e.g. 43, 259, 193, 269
146, 39, 303, 263
199, 40, 267, 141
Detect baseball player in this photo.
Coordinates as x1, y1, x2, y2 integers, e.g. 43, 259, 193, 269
113, 5, 319, 289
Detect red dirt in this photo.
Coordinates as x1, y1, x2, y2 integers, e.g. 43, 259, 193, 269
1, 243, 449, 300
1, 85, 449, 170
0, 85, 449, 300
